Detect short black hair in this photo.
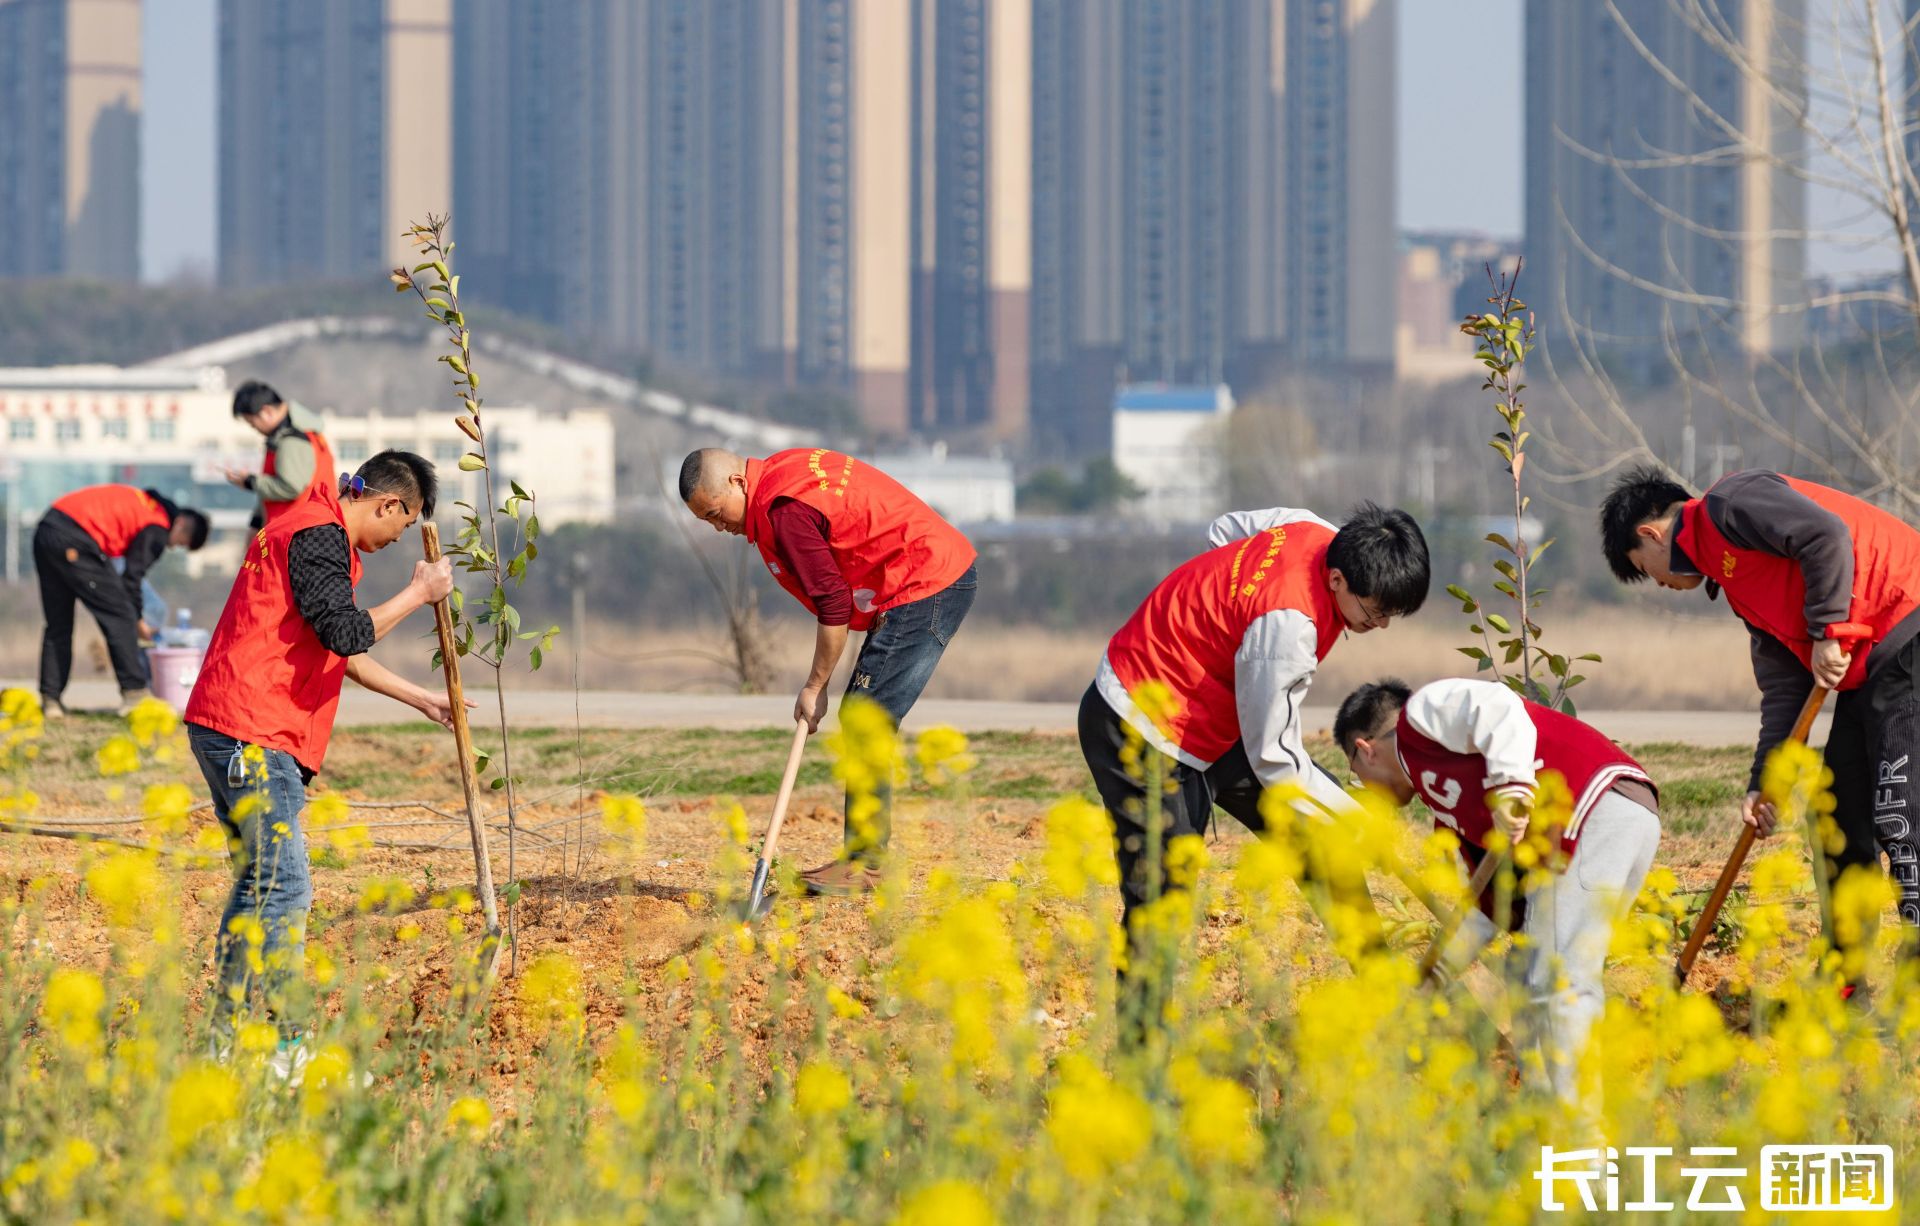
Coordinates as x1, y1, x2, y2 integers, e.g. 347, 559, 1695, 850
176, 508, 210, 550
676, 451, 705, 502
231, 380, 282, 418
1333, 678, 1413, 756
357, 450, 438, 518
1599, 464, 1690, 583
1325, 503, 1430, 616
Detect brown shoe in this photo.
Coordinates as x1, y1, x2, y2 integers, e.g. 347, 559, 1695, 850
800, 860, 882, 897
116, 688, 154, 716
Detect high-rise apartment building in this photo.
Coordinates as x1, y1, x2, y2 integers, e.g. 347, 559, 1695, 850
1525, 0, 1805, 357
0, 0, 141, 281
1286, 0, 1395, 365
1029, 0, 1395, 456
458, 0, 1029, 440
219, 0, 451, 286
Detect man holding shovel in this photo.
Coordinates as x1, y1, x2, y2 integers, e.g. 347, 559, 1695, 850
1077, 504, 1429, 983
184, 451, 464, 1075
679, 447, 978, 896
1335, 676, 1661, 1113
1601, 466, 1920, 984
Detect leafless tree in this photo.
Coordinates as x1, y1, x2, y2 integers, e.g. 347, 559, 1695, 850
1533, 0, 1920, 512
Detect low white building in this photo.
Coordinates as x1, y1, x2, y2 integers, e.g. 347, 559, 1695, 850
0, 364, 615, 580
1110, 383, 1234, 523
870, 448, 1015, 525
325, 407, 615, 529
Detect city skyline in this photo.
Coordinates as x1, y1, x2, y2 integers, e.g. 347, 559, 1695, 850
138, 0, 1544, 288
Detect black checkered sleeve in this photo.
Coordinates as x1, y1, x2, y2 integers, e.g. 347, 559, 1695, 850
287, 524, 375, 656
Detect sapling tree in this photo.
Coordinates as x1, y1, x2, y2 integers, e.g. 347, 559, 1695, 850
1450, 261, 1598, 713
391, 214, 558, 963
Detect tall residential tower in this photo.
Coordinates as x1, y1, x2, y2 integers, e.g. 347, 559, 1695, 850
0, 0, 141, 281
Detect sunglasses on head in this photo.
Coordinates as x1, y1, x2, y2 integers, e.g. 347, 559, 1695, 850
340, 473, 413, 512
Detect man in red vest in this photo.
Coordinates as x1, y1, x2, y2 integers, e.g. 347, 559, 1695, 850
1601, 466, 1920, 971
679, 447, 978, 896
185, 450, 459, 1072
1336, 677, 1662, 1112
1078, 504, 1429, 963
34, 484, 210, 718
222, 379, 335, 530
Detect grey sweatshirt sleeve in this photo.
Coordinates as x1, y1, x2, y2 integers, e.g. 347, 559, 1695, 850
1233, 608, 1361, 817
1746, 629, 1815, 793
252, 433, 316, 503
1706, 470, 1854, 636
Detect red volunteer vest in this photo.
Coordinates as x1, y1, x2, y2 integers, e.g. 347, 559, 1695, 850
743, 449, 977, 632
51, 485, 170, 558
1395, 699, 1653, 858
1105, 522, 1344, 763
1676, 476, 1920, 691
261, 428, 339, 525
185, 495, 362, 774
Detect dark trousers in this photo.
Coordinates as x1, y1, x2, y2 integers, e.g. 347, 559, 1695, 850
1825, 634, 1920, 940
1076, 683, 1385, 949
35, 512, 148, 699
839, 564, 978, 862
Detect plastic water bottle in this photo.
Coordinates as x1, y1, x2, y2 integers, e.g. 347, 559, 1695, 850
161, 609, 211, 651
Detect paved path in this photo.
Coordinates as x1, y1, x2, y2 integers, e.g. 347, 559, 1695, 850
25, 679, 1800, 746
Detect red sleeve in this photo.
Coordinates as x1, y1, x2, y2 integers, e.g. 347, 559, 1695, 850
767, 498, 853, 626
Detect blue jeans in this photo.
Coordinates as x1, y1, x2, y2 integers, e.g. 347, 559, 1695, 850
840, 564, 977, 861
188, 723, 314, 1038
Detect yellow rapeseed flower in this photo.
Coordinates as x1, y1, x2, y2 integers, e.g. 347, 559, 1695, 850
794, 1060, 852, 1117
300, 1044, 354, 1119
141, 783, 195, 834
125, 696, 178, 748
165, 1063, 241, 1151
95, 735, 140, 777
41, 1137, 96, 1201
1041, 797, 1118, 898
520, 951, 584, 1040
1175, 1070, 1261, 1169
84, 850, 162, 927
827, 694, 903, 801
601, 792, 646, 840
235, 1134, 334, 1219
826, 984, 867, 1019
894, 1179, 997, 1226
914, 725, 975, 785
41, 968, 105, 1053
1127, 680, 1183, 740
895, 895, 1028, 1071
445, 1095, 492, 1140
1045, 1055, 1152, 1182
597, 1024, 652, 1124
1164, 834, 1210, 890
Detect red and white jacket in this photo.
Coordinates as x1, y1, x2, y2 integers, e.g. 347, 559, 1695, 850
1395, 678, 1655, 860
1096, 507, 1356, 816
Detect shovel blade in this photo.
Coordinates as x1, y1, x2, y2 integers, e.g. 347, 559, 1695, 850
742, 858, 773, 921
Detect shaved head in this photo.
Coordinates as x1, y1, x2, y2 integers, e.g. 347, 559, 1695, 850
678, 449, 745, 502
680, 449, 751, 535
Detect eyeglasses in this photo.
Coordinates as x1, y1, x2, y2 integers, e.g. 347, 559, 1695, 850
341, 473, 414, 513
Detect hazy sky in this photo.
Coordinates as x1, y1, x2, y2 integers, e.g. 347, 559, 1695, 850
1399, 0, 1524, 238
138, 0, 1879, 284
141, 0, 217, 283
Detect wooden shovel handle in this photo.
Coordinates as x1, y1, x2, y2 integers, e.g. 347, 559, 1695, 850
422, 523, 499, 937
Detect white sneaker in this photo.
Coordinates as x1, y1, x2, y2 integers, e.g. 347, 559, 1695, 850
269, 1037, 312, 1087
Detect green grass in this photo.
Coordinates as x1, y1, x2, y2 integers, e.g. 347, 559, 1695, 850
25, 714, 1762, 835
